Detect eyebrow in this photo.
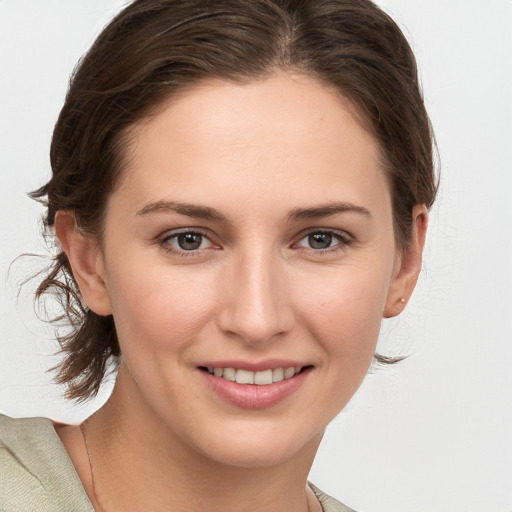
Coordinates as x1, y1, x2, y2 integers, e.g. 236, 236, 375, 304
136, 199, 371, 222
136, 200, 226, 221
288, 202, 371, 221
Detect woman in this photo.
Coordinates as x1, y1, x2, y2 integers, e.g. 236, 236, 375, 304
0, 0, 436, 510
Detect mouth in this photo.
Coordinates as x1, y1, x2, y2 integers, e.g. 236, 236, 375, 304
198, 365, 313, 385
198, 363, 313, 409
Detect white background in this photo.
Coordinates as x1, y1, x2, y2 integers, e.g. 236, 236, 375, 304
1, 1, 511, 511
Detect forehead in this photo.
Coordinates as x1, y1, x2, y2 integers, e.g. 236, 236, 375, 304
114, 72, 391, 219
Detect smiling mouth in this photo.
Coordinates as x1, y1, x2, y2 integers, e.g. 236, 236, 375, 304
198, 366, 312, 385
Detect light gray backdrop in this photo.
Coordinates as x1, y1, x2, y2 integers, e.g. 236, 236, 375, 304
1, 1, 511, 511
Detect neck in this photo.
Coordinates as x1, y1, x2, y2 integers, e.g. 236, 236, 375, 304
83, 369, 321, 512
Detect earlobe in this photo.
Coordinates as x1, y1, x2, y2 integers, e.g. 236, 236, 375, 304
54, 212, 113, 316
383, 205, 428, 318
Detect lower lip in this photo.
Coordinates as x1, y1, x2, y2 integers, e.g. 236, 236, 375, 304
199, 368, 312, 409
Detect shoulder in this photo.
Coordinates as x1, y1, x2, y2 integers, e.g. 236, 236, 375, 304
309, 482, 358, 512
0, 414, 93, 512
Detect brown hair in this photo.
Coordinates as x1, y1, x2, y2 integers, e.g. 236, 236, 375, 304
31, 0, 437, 401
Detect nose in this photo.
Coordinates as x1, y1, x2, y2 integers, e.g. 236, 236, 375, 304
216, 249, 294, 346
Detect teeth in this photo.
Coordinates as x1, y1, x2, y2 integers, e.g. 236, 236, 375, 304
254, 369, 273, 385
208, 366, 302, 385
284, 367, 295, 379
272, 368, 284, 382
223, 368, 236, 381
236, 369, 254, 384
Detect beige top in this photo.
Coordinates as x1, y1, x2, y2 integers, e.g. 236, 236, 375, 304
0, 414, 355, 512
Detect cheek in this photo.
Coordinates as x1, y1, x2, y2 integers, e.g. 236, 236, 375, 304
295, 263, 391, 360
106, 261, 217, 352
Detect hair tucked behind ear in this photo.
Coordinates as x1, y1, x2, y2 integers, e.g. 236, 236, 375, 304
31, 0, 437, 401
32, 250, 120, 401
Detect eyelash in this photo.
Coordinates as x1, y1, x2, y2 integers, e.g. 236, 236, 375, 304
159, 229, 217, 257
293, 229, 352, 254
157, 228, 352, 257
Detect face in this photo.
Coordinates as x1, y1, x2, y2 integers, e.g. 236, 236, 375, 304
80, 73, 410, 468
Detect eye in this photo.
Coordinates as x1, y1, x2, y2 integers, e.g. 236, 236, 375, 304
295, 230, 350, 251
161, 230, 215, 253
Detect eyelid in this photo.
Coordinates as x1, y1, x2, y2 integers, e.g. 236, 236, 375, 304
158, 227, 221, 256
291, 228, 353, 251
160, 227, 211, 243
155, 226, 352, 257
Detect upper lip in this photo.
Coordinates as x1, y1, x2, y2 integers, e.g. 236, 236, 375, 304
197, 359, 311, 372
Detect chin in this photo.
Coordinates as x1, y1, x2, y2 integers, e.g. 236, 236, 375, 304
192, 425, 323, 469
204, 446, 299, 469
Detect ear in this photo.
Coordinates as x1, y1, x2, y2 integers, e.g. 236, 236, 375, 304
383, 204, 428, 318
54, 211, 113, 316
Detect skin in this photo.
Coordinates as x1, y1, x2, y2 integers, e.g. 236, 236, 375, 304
55, 72, 427, 512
